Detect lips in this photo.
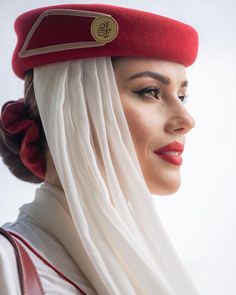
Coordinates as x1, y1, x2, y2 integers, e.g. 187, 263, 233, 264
155, 141, 184, 154
154, 141, 184, 166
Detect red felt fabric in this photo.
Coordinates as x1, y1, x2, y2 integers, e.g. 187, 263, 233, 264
12, 4, 199, 79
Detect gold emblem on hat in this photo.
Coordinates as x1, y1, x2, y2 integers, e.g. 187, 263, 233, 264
91, 15, 119, 44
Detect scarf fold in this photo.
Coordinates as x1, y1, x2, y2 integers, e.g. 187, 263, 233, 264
31, 57, 199, 295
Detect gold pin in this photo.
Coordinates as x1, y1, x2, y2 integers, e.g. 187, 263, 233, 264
90, 15, 119, 44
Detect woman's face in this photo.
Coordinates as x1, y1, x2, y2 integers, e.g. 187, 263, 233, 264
112, 57, 195, 195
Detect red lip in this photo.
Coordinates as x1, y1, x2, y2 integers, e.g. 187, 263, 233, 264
154, 141, 184, 166
154, 141, 184, 154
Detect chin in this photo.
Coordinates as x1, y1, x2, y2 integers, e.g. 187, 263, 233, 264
148, 180, 181, 195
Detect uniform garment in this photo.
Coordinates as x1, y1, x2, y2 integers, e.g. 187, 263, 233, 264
0, 235, 21, 294
0, 185, 97, 295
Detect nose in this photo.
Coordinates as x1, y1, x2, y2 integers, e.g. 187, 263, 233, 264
164, 100, 195, 135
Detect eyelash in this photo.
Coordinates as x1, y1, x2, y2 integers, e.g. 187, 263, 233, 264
133, 87, 161, 100
133, 87, 188, 104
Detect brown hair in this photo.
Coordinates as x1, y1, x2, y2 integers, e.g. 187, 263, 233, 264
0, 70, 47, 183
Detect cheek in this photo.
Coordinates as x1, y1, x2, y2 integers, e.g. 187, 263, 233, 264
122, 101, 157, 151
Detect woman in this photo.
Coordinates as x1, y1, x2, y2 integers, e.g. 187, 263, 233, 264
0, 3, 199, 295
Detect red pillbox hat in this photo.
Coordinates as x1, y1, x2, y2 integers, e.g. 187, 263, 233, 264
12, 4, 198, 79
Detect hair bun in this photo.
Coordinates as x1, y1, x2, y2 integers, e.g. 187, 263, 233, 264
0, 71, 47, 183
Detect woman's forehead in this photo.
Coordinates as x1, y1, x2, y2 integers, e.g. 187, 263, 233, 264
113, 57, 187, 83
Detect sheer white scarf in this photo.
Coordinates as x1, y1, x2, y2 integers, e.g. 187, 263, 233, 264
33, 57, 199, 295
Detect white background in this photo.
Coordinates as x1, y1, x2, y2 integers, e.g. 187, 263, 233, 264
1, 1, 236, 294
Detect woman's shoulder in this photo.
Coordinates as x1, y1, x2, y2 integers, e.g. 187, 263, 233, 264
1, 211, 79, 274
0, 234, 21, 294
2, 211, 60, 249
0, 214, 38, 295
1, 212, 97, 294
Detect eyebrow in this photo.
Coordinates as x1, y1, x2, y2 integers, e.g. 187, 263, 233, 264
126, 71, 188, 87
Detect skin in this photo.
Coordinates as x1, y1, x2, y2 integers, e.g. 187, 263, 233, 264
45, 57, 195, 195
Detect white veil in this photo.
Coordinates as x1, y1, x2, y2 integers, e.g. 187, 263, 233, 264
33, 57, 199, 295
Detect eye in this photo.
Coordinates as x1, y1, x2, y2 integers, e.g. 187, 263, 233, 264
133, 87, 161, 100
178, 94, 189, 104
